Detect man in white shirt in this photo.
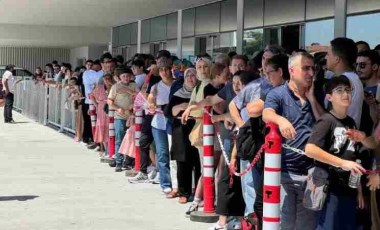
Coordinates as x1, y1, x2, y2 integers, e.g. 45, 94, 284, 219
81, 61, 104, 145
2, 64, 16, 123
326, 37, 364, 128
131, 59, 146, 89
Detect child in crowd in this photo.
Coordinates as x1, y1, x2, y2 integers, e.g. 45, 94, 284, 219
305, 75, 377, 230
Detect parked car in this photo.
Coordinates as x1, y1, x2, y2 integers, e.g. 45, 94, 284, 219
0, 65, 34, 81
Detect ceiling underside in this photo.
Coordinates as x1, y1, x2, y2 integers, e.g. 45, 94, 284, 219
0, 0, 219, 27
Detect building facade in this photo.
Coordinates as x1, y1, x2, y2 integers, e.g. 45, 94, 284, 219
112, 0, 380, 62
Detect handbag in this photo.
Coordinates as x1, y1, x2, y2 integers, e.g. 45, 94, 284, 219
303, 166, 329, 211
189, 120, 203, 147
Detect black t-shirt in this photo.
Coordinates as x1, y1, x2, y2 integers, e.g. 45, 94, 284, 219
204, 83, 224, 115
308, 112, 358, 195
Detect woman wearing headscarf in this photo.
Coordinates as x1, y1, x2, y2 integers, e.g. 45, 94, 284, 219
165, 68, 201, 203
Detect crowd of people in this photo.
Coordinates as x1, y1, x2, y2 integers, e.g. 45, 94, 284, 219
4, 37, 380, 230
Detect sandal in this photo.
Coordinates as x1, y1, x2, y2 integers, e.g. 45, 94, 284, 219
178, 196, 188, 204
166, 190, 179, 199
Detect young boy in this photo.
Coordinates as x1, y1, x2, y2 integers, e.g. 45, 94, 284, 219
305, 75, 377, 229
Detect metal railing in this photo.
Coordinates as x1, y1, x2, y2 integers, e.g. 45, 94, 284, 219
14, 80, 76, 134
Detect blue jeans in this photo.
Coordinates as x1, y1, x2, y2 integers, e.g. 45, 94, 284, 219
240, 160, 262, 216
316, 193, 356, 230
152, 127, 172, 190
280, 173, 315, 230
114, 119, 127, 165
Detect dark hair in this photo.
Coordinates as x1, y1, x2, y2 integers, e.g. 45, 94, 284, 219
375, 44, 380, 51
211, 63, 226, 79
61, 63, 72, 71
45, 63, 53, 68
356, 41, 370, 50
231, 54, 249, 66
132, 59, 144, 68
233, 70, 259, 86
93, 59, 101, 66
228, 51, 237, 59
118, 67, 133, 75
69, 77, 78, 85
100, 52, 113, 63
52, 60, 58, 65
357, 50, 380, 65
325, 75, 351, 94
74, 67, 81, 72
115, 55, 124, 64
330, 37, 357, 67
54, 64, 61, 68
156, 50, 171, 59
266, 54, 290, 81
5, 64, 14, 71
86, 59, 94, 64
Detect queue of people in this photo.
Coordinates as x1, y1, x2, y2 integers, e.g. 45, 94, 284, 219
5, 37, 380, 230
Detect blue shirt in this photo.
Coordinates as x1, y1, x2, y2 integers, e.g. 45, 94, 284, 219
234, 78, 272, 110
83, 70, 104, 104
264, 82, 315, 175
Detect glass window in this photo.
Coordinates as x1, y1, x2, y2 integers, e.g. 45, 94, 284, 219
182, 8, 195, 37
118, 24, 131, 46
243, 29, 264, 57
264, 0, 305, 26
112, 27, 119, 47
141, 20, 150, 43
347, 13, 380, 49
221, 0, 237, 32
306, 0, 334, 20
150, 16, 167, 42
195, 2, 221, 35
167, 13, 178, 39
347, 0, 380, 14
305, 19, 334, 48
141, 43, 150, 54
165, 39, 177, 56
131, 23, 138, 45
127, 45, 137, 61
244, 0, 263, 29
217, 32, 237, 54
182, 37, 195, 62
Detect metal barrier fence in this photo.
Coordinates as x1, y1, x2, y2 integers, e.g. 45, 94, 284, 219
14, 80, 76, 134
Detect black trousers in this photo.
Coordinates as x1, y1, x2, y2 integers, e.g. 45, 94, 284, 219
4, 92, 14, 122
177, 148, 201, 198
81, 102, 93, 143
139, 114, 154, 174
216, 162, 245, 216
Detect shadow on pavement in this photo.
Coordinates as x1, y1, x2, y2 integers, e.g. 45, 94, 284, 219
0, 195, 39, 201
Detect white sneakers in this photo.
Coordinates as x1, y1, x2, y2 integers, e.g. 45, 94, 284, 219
128, 172, 148, 184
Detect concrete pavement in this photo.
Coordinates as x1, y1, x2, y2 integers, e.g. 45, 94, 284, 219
0, 109, 210, 230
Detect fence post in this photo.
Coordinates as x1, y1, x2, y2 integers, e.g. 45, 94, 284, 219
89, 100, 97, 137
263, 122, 282, 230
190, 106, 218, 223
43, 84, 48, 125
134, 110, 143, 172
59, 88, 66, 133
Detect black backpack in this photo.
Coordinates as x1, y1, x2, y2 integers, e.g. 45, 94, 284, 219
236, 117, 266, 161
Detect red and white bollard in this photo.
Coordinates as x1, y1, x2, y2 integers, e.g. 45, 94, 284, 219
263, 122, 282, 230
134, 109, 143, 172
89, 100, 97, 136
108, 109, 115, 159
203, 106, 215, 213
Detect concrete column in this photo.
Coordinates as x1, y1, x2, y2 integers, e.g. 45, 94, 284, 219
137, 20, 142, 53
236, 0, 244, 54
108, 28, 113, 53
177, 10, 183, 59
334, 0, 347, 38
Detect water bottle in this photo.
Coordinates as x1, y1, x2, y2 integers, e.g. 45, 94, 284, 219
348, 159, 362, 188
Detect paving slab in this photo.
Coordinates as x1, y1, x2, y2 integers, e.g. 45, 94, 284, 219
0, 109, 210, 230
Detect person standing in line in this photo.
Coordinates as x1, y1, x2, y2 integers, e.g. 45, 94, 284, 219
2, 64, 16, 123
